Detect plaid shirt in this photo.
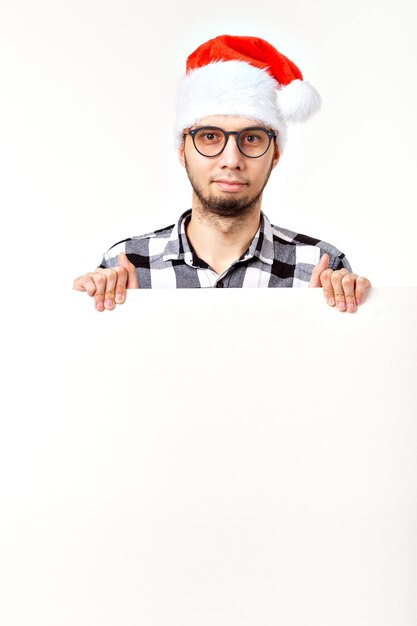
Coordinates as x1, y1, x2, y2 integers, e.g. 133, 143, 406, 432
99, 210, 351, 288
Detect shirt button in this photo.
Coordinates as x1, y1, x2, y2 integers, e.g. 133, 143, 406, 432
216, 280, 224, 288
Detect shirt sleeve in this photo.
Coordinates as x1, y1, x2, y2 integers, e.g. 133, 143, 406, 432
328, 250, 352, 272
97, 240, 129, 269
97, 252, 117, 270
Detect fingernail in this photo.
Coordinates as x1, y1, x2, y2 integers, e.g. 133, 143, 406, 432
105, 299, 114, 309
356, 298, 362, 306
347, 302, 356, 313
338, 301, 346, 311
96, 301, 104, 311
328, 297, 335, 306
115, 293, 124, 304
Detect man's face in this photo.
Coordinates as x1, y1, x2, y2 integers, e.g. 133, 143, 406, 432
178, 115, 280, 219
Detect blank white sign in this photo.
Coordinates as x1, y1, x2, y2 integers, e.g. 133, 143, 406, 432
1, 288, 416, 625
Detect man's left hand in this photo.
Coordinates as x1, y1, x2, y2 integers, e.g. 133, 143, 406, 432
309, 253, 371, 313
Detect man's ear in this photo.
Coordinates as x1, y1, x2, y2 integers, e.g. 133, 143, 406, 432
178, 139, 186, 168
271, 142, 280, 170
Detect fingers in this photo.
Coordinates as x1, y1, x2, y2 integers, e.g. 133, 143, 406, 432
73, 273, 95, 294
72, 260, 138, 312
355, 276, 372, 305
320, 269, 371, 313
319, 268, 347, 307
114, 266, 129, 304
95, 268, 119, 311
338, 273, 358, 312
309, 253, 329, 288
118, 252, 139, 288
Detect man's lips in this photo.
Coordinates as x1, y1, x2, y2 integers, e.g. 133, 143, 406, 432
212, 179, 248, 192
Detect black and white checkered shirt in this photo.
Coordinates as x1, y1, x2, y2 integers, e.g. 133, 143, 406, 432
99, 210, 351, 288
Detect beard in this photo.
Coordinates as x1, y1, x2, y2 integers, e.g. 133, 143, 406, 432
184, 155, 274, 219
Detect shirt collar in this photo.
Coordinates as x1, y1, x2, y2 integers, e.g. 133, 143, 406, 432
163, 209, 275, 266
243, 212, 274, 265
162, 210, 197, 266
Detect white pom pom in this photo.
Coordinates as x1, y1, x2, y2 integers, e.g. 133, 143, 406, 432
276, 79, 321, 123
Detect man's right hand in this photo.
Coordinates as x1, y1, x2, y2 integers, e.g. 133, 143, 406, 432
73, 252, 138, 311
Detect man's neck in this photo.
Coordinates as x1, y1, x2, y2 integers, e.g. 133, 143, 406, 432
186, 201, 262, 276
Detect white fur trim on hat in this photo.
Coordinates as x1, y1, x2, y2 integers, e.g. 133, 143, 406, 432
174, 60, 288, 155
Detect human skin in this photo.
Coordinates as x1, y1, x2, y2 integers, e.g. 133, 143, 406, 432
178, 115, 279, 276
73, 115, 371, 311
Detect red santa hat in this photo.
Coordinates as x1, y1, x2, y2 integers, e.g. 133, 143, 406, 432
175, 34, 321, 155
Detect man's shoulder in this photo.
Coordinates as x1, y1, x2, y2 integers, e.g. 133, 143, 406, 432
109, 223, 175, 250
268, 222, 351, 271
270, 223, 317, 245
99, 222, 177, 268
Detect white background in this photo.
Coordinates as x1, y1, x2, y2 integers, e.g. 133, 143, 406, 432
1, 0, 416, 294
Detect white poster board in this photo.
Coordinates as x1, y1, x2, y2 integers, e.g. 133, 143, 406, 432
1, 288, 416, 625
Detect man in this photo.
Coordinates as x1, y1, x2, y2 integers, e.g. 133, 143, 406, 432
73, 34, 371, 312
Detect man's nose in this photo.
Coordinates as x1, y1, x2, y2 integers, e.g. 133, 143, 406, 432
217, 135, 244, 168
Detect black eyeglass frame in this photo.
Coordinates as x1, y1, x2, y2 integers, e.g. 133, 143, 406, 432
183, 125, 278, 158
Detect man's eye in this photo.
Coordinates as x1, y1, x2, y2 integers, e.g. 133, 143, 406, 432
243, 134, 260, 143
201, 132, 221, 142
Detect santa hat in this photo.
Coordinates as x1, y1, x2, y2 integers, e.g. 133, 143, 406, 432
175, 34, 321, 155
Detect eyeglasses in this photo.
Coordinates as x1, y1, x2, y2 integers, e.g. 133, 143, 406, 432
183, 126, 277, 158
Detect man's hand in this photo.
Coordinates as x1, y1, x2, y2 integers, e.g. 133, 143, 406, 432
73, 252, 138, 311
309, 253, 371, 313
